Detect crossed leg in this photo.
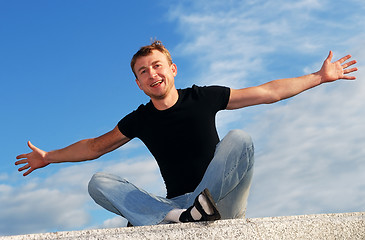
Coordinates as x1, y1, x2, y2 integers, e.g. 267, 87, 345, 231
88, 129, 254, 226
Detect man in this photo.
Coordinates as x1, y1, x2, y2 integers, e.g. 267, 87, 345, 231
16, 41, 357, 226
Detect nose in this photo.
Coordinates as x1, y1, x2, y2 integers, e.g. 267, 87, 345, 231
148, 67, 158, 78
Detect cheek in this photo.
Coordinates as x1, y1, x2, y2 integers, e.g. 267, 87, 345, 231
164, 69, 175, 78
135, 79, 143, 89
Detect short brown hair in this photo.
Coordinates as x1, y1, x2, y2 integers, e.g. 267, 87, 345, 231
131, 40, 173, 78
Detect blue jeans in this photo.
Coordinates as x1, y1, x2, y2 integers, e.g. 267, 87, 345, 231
88, 129, 254, 226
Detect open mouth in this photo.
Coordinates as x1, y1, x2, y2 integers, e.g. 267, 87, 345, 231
150, 80, 163, 87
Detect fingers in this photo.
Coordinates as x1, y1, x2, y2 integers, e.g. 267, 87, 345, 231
16, 154, 27, 160
342, 60, 357, 69
342, 67, 357, 80
326, 51, 356, 65
15, 159, 28, 165
16, 152, 30, 165
342, 75, 356, 80
341, 58, 358, 80
18, 164, 30, 172
16, 160, 34, 177
16, 141, 34, 160
16, 141, 39, 177
16, 160, 32, 176
344, 66, 358, 74
337, 54, 352, 64
23, 168, 34, 177
15, 158, 30, 172
330, 51, 358, 80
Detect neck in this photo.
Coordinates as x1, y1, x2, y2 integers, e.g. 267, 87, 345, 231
151, 88, 179, 110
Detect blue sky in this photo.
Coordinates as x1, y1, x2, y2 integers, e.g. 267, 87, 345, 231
1, 0, 365, 236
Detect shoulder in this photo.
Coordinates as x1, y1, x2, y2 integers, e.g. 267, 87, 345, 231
129, 102, 153, 116
117, 102, 153, 138
185, 84, 230, 97
182, 84, 230, 110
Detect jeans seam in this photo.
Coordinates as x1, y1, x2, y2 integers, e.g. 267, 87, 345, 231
221, 142, 253, 201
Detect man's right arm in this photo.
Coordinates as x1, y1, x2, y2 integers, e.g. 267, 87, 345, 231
15, 126, 130, 176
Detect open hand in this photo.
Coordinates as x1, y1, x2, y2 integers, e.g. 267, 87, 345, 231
15, 141, 49, 176
318, 51, 357, 83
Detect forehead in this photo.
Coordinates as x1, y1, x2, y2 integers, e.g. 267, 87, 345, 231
134, 50, 169, 67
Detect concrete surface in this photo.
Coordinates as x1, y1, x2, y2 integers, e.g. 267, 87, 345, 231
1, 212, 364, 240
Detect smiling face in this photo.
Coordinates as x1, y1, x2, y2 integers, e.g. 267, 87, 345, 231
134, 50, 178, 101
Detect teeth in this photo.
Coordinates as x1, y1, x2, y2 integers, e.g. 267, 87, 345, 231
151, 80, 163, 87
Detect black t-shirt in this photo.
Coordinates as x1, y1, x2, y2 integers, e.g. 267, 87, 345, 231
118, 85, 230, 198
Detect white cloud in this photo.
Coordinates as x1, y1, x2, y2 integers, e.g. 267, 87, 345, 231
0, 155, 165, 236
246, 71, 365, 217
102, 157, 166, 195
117, 138, 145, 151
0, 181, 90, 235
171, 0, 364, 87
97, 216, 127, 229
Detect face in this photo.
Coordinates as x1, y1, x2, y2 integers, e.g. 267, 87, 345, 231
134, 50, 177, 100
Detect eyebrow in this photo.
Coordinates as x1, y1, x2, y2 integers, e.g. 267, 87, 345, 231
137, 60, 161, 73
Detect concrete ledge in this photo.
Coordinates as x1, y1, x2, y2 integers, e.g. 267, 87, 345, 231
2, 212, 364, 240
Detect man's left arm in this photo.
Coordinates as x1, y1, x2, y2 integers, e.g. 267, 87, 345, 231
227, 51, 358, 110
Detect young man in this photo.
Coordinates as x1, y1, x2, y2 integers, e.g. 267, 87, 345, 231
16, 41, 357, 226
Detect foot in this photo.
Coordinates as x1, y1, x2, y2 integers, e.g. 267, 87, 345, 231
179, 188, 221, 222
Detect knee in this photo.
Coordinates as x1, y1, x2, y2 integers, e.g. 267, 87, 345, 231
88, 172, 128, 197
89, 172, 107, 188
88, 172, 104, 197
226, 129, 254, 167
227, 129, 253, 147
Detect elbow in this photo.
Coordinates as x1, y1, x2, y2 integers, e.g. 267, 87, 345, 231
259, 87, 282, 104
88, 152, 102, 161
86, 139, 105, 160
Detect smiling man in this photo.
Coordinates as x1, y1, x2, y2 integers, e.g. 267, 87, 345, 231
16, 40, 357, 227
133, 48, 178, 110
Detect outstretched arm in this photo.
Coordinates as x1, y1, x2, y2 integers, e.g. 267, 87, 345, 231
15, 126, 130, 176
227, 51, 358, 110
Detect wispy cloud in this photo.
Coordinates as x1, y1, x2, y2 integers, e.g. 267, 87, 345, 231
246, 73, 365, 217
0, 178, 90, 235
0, 155, 164, 235
92, 216, 128, 230
171, 0, 364, 87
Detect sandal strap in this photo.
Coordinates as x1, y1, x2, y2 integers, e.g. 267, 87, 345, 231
193, 195, 208, 219
179, 206, 197, 223
179, 188, 221, 223
194, 188, 221, 221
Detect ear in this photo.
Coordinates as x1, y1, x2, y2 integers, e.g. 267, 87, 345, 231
135, 78, 142, 90
171, 63, 177, 77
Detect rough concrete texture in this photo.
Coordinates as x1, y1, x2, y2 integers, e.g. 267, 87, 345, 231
1, 212, 364, 240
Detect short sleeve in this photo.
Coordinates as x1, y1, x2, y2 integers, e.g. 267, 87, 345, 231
117, 110, 138, 139
192, 85, 231, 111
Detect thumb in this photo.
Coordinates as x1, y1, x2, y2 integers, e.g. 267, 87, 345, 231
325, 50, 333, 62
27, 141, 37, 151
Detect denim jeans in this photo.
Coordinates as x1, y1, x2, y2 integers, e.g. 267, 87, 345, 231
88, 129, 254, 226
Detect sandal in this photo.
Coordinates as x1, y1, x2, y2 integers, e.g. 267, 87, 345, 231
179, 188, 221, 222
